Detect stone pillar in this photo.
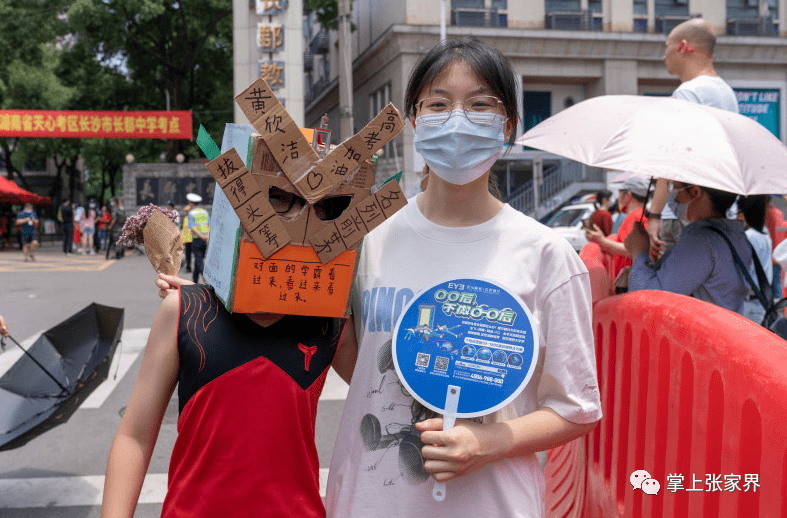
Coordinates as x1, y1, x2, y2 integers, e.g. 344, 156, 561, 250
689, 0, 726, 34
507, 0, 544, 29
647, 0, 655, 33
590, 59, 638, 97
608, 0, 633, 32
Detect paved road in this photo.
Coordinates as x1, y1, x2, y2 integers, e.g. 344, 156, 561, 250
0, 243, 347, 516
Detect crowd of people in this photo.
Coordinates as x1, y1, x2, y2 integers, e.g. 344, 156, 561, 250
581, 18, 787, 325
2, 16, 784, 518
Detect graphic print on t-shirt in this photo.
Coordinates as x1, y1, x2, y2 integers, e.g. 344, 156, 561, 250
359, 338, 430, 486
358, 286, 454, 488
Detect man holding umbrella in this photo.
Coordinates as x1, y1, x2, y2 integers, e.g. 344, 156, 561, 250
624, 182, 752, 315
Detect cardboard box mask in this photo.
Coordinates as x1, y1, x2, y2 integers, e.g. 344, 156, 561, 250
200, 79, 407, 317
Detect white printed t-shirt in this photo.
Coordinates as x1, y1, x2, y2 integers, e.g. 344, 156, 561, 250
672, 75, 739, 113
326, 198, 602, 518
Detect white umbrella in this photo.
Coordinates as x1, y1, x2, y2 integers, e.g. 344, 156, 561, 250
516, 95, 787, 195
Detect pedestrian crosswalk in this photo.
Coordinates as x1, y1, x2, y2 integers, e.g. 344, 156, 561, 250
0, 327, 346, 512
0, 253, 116, 273
0, 470, 332, 508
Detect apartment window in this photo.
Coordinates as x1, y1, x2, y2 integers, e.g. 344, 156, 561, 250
545, 0, 601, 31
633, 0, 647, 32
654, 0, 690, 33
727, 0, 777, 18
452, 0, 507, 28
369, 83, 392, 157
727, 0, 778, 34
319, 55, 330, 82
655, 0, 689, 18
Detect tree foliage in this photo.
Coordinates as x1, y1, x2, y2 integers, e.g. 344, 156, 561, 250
65, 0, 234, 162
0, 0, 73, 187
0, 0, 234, 203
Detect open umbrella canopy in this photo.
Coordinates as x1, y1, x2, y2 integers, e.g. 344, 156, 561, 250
0, 175, 51, 205
0, 303, 123, 451
516, 95, 787, 195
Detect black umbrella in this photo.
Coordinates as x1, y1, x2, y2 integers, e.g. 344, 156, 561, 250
0, 303, 124, 451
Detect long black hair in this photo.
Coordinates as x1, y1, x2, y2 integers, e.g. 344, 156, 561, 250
404, 38, 519, 145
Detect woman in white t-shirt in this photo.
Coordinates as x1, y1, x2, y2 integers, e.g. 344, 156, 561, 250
326, 38, 602, 518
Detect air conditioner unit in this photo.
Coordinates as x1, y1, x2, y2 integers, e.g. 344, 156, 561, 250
545, 10, 591, 31
727, 16, 776, 36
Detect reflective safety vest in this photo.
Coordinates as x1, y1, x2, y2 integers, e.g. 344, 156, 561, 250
189, 207, 210, 239
181, 214, 193, 244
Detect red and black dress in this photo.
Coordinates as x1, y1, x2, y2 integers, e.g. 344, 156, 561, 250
161, 284, 345, 518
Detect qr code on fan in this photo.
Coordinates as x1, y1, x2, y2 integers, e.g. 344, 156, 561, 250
415, 352, 430, 368
434, 356, 449, 371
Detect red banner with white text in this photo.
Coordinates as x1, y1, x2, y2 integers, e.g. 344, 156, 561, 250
0, 110, 192, 139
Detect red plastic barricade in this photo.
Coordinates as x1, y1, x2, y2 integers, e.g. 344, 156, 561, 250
580, 243, 614, 306
545, 290, 787, 518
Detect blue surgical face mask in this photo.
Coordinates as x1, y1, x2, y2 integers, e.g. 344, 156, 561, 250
414, 111, 506, 185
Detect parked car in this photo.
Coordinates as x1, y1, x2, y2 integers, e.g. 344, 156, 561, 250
544, 202, 596, 252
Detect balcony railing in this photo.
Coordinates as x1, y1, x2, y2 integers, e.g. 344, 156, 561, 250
451, 7, 507, 28
544, 10, 600, 31
727, 15, 777, 36
303, 52, 314, 72
309, 30, 329, 55
308, 77, 330, 103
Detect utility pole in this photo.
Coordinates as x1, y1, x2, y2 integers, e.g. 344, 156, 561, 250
440, 0, 446, 41
338, 0, 354, 141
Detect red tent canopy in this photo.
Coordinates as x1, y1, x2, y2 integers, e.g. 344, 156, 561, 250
0, 175, 51, 205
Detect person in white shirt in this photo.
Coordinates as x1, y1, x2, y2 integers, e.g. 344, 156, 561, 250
325, 38, 602, 518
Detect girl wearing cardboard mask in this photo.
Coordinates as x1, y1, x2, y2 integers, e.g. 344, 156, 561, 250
325, 38, 601, 517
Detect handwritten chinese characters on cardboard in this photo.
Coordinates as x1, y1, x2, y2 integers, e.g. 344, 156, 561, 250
205, 148, 290, 258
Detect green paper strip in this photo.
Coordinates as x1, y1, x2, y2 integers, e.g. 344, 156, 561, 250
378, 170, 403, 191
197, 125, 221, 161
246, 135, 254, 169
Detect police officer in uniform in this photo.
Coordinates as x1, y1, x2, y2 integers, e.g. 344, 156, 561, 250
186, 193, 210, 283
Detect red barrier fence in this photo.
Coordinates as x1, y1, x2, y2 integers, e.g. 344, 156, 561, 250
546, 285, 787, 517
579, 242, 614, 306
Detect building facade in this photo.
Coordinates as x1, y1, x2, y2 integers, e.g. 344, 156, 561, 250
233, 0, 787, 203
237, 0, 787, 203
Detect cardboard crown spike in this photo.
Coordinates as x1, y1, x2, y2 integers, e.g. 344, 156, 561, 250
199, 79, 408, 317
235, 77, 405, 204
